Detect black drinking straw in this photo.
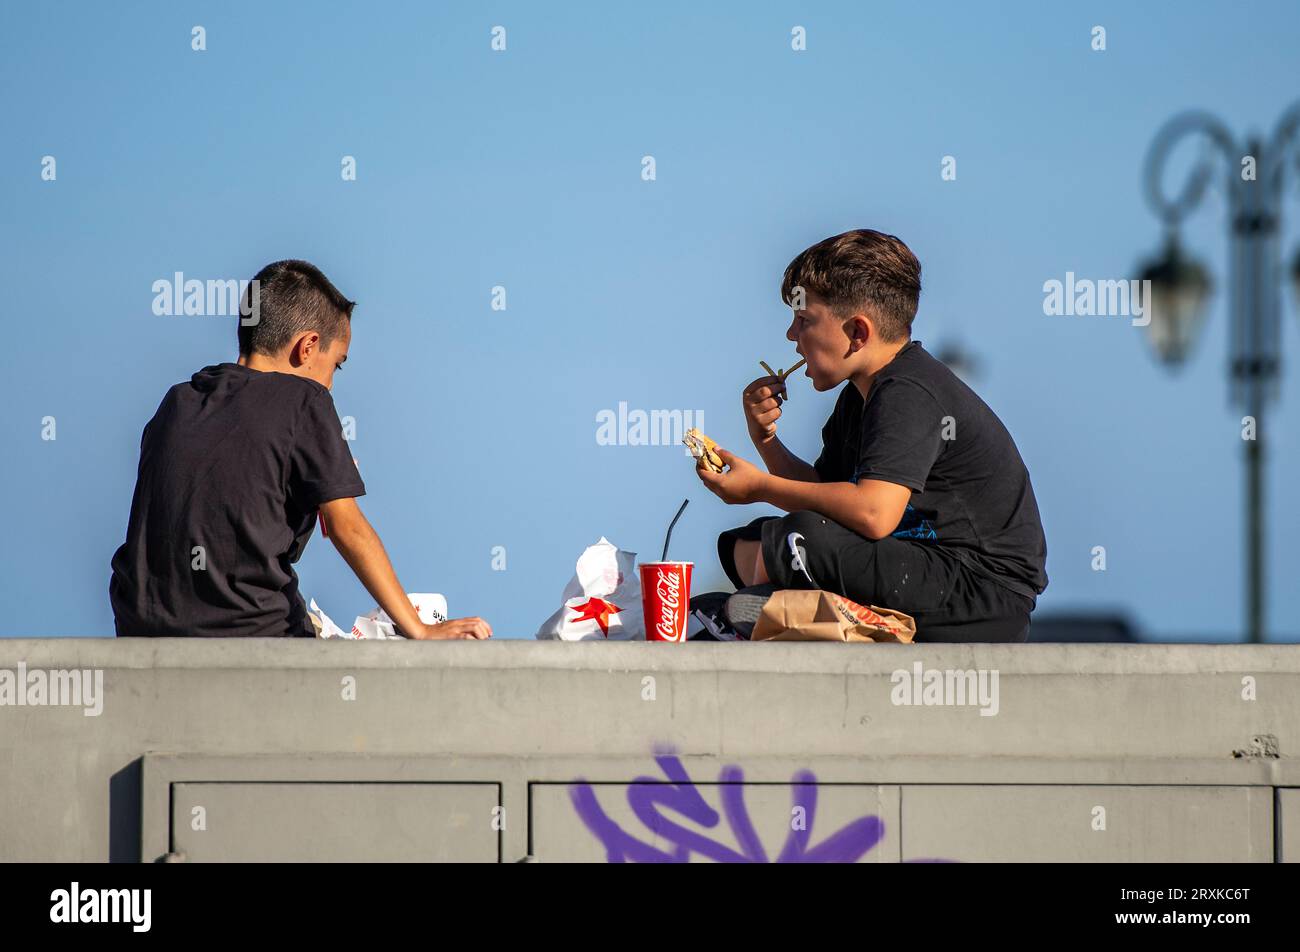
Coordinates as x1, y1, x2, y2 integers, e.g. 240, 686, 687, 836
661, 498, 690, 562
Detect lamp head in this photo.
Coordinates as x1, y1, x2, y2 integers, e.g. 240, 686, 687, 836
1137, 233, 1212, 367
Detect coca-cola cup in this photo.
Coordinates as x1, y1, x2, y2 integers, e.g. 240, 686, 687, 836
640, 561, 693, 642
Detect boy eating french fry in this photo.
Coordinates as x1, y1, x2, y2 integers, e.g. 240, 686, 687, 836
695, 229, 1047, 642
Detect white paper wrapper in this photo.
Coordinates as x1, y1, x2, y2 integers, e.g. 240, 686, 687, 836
536, 537, 644, 641
309, 593, 448, 640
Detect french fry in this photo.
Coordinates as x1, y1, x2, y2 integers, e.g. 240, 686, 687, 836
759, 357, 807, 394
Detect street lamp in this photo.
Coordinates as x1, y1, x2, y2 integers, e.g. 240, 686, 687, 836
1137, 103, 1300, 643
1292, 246, 1300, 311
932, 339, 982, 384
1136, 232, 1212, 366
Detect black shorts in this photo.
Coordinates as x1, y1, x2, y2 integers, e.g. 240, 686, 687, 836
717, 512, 1035, 643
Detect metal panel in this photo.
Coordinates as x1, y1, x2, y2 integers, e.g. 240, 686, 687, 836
531, 783, 900, 862
1278, 789, 1300, 862
901, 785, 1272, 862
171, 782, 499, 862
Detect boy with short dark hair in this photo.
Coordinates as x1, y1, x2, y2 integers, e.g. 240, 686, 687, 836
110, 259, 491, 640
697, 230, 1047, 642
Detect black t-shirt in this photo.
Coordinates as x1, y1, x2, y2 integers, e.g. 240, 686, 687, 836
813, 341, 1048, 601
110, 363, 365, 637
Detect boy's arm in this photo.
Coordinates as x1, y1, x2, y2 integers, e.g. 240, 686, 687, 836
752, 434, 821, 483
743, 375, 820, 482
699, 450, 911, 541
319, 497, 491, 640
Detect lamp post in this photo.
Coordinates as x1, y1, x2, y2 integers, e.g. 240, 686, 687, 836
1137, 104, 1300, 643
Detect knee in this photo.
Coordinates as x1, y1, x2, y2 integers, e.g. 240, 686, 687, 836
767, 510, 839, 590
777, 509, 833, 543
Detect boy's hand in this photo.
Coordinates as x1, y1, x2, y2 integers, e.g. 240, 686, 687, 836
743, 375, 787, 444
413, 617, 493, 640
696, 448, 768, 505
321, 497, 494, 642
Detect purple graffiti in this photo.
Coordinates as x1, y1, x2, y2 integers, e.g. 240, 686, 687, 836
569, 752, 888, 863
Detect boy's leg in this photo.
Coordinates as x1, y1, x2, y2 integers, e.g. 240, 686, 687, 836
913, 572, 1034, 643
716, 516, 778, 588
756, 510, 1031, 642
757, 510, 956, 612
731, 540, 773, 587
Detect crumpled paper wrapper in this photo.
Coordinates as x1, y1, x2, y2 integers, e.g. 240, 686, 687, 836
309, 593, 448, 640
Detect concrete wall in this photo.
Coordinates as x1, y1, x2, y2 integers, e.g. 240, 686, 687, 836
0, 639, 1296, 862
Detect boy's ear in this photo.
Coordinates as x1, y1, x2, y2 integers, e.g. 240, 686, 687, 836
288, 332, 320, 367
846, 313, 872, 352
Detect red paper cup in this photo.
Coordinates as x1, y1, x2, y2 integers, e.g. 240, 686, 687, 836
640, 561, 693, 642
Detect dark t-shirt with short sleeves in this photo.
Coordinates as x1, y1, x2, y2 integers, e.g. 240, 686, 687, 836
110, 363, 365, 637
812, 341, 1048, 601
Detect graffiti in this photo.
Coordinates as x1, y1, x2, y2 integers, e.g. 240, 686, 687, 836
569, 752, 890, 863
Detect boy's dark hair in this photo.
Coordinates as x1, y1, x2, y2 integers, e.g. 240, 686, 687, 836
237, 260, 355, 357
781, 229, 922, 342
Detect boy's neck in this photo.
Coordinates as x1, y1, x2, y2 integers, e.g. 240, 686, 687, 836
849, 337, 911, 401
238, 352, 291, 374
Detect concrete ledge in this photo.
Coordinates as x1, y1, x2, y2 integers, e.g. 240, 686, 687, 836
5, 637, 1299, 673
1, 639, 1296, 862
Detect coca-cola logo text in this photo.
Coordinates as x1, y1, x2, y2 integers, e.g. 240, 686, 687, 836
654, 569, 682, 640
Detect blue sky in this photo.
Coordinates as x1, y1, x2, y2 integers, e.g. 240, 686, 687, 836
2, 1, 1298, 641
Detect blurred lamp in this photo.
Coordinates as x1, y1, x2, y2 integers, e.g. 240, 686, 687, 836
1137, 234, 1212, 367
1291, 246, 1300, 316
933, 340, 980, 384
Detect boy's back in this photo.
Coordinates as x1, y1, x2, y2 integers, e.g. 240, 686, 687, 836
109, 362, 364, 637
814, 340, 1047, 601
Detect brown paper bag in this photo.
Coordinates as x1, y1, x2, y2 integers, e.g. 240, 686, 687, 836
750, 589, 916, 643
